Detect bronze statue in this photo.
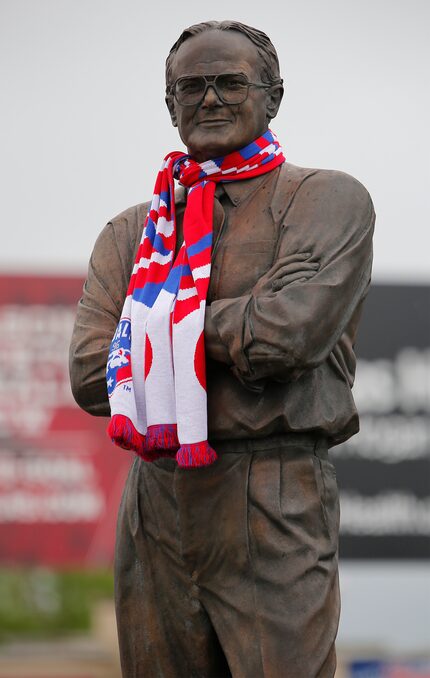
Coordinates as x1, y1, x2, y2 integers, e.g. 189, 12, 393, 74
70, 20, 375, 678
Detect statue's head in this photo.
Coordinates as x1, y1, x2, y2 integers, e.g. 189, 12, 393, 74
165, 21, 283, 162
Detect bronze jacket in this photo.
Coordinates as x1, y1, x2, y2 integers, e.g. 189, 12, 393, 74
69, 162, 375, 447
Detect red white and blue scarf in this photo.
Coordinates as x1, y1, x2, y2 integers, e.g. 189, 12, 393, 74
106, 129, 285, 467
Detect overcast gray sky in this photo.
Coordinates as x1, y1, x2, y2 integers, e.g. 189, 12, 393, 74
1, 0, 429, 281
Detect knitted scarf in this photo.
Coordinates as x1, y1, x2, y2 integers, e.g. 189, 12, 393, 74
106, 129, 285, 468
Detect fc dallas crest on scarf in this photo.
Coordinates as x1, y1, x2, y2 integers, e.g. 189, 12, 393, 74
106, 129, 285, 467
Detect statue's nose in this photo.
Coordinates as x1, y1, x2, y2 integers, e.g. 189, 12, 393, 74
201, 84, 223, 107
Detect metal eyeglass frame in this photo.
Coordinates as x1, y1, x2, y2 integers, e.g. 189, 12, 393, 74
167, 73, 278, 106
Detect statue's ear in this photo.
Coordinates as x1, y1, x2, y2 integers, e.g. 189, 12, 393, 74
165, 95, 177, 127
266, 83, 284, 122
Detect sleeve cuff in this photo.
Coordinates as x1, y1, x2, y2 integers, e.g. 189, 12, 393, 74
210, 295, 254, 378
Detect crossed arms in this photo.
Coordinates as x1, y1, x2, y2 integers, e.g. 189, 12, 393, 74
69, 170, 374, 414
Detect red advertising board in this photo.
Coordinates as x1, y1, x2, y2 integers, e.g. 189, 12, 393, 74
0, 275, 132, 567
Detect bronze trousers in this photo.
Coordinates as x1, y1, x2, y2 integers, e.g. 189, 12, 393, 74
114, 434, 340, 678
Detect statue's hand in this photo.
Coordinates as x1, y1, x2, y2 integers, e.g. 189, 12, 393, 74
254, 252, 320, 294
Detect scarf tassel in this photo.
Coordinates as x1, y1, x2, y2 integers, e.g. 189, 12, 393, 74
145, 424, 179, 452
176, 442, 217, 468
108, 414, 144, 454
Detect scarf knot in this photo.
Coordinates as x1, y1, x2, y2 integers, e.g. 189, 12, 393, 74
106, 129, 285, 468
173, 156, 200, 187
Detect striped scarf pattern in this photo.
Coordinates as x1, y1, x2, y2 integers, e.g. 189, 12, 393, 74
106, 129, 285, 467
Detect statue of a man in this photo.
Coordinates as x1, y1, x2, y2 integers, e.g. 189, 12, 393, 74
70, 20, 374, 678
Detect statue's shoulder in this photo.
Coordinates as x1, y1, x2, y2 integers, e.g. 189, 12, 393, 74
107, 185, 185, 244
108, 201, 151, 241
279, 161, 372, 200
275, 161, 374, 217
89, 201, 151, 277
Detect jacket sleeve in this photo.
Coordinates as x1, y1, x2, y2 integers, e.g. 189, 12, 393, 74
208, 170, 375, 383
69, 205, 146, 415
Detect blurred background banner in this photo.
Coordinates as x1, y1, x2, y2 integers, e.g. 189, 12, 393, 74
347, 659, 430, 678
334, 284, 430, 560
0, 274, 131, 568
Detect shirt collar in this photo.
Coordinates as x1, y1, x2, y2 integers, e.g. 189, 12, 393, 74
175, 170, 278, 207
216, 173, 271, 206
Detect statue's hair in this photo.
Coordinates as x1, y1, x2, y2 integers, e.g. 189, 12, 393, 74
165, 20, 282, 91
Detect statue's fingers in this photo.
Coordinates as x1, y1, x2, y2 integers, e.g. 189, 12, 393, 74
269, 262, 318, 286
272, 270, 316, 290
267, 252, 312, 277
271, 261, 319, 278
281, 270, 316, 285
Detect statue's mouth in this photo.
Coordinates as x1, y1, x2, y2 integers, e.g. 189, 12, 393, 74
197, 119, 232, 126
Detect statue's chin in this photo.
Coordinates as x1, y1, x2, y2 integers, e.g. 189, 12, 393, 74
185, 127, 237, 162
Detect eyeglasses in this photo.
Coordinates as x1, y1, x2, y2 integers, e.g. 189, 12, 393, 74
168, 73, 275, 106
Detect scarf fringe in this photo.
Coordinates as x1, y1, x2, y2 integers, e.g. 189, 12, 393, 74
138, 448, 177, 463
145, 424, 179, 451
176, 442, 217, 468
108, 414, 144, 454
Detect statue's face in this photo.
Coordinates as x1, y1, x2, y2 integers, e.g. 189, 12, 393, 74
167, 30, 279, 162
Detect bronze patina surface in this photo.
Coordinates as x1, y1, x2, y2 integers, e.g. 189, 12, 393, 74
70, 20, 374, 678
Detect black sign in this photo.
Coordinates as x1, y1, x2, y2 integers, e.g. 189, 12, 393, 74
333, 284, 430, 559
